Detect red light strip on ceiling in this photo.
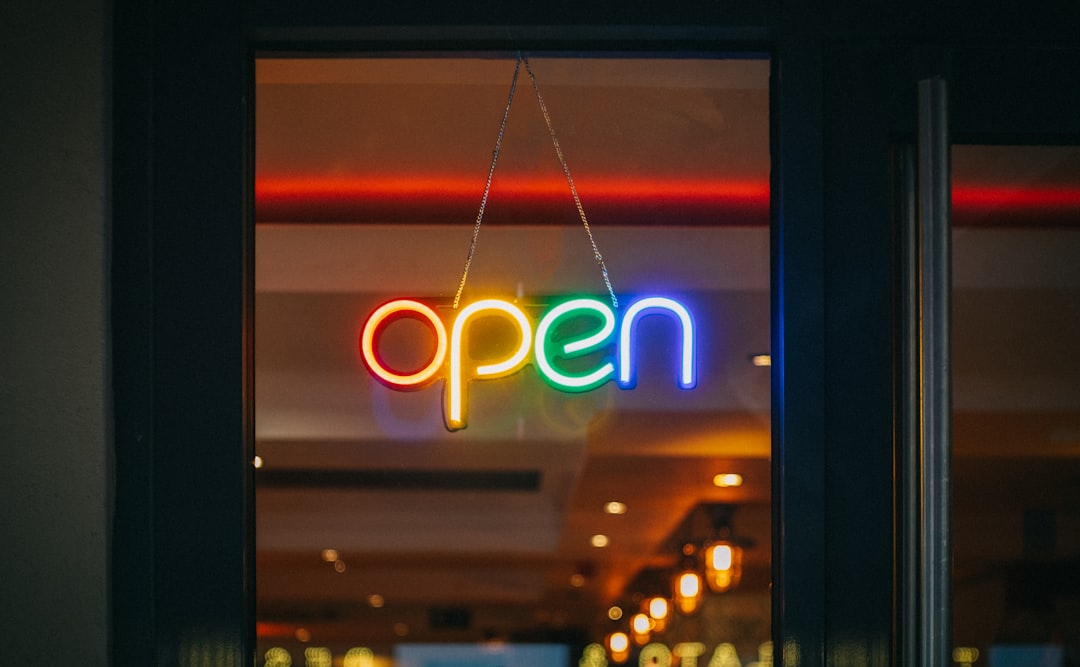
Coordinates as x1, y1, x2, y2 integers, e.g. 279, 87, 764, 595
255, 174, 770, 225
255, 176, 1080, 227
952, 185, 1080, 228
952, 184, 1080, 209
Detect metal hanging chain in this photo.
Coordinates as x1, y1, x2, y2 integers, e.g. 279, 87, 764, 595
453, 55, 522, 310
524, 55, 618, 309
453, 54, 619, 310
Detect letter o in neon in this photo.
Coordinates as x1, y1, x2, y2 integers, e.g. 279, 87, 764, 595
359, 299, 447, 388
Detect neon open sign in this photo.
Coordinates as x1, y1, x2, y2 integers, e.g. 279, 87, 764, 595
359, 296, 696, 431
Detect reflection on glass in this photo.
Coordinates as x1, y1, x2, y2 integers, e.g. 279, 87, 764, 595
952, 145, 1080, 664
255, 55, 771, 665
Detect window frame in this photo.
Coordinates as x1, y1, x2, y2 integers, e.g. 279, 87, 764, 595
111, 2, 1080, 664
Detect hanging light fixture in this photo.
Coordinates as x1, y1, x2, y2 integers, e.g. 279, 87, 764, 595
671, 543, 704, 615
703, 504, 744, 594
629, 611, 654, 645
703, 539, 743, 593
644, 595, 669, 633
606, 631, 630, 664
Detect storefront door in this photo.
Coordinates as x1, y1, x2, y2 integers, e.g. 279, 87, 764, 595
109, 5, 1080, 666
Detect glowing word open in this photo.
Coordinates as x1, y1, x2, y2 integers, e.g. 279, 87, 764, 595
359, 296, 696, 431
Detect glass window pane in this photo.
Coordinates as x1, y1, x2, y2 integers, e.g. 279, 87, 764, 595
952, 145, 1080, 664
255, 55, 771, 666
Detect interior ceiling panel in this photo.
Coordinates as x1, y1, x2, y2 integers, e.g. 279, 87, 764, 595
255, 57, 771, 226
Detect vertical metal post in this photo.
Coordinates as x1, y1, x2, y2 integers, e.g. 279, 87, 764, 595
918, 76, 952, 667
899, 139, 920, 667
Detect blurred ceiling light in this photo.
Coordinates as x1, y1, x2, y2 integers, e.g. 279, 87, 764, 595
646, 596, 669, 621
570, 573, 586, 587
607, 606, 623, 621
751, 354, 772, 367
703, 504, 745, 593
672, 568, 704, 615
645, 595, 669, 633
333, 559, 346, 573
630, 612, 653, 645
320, 549, 339, 563
604, 501, 628, 515
713, 473, 743, 488
703, 540, 743, 593
590, 534, 610, 548
607, 632, 630, 663
253, 455, 264, 469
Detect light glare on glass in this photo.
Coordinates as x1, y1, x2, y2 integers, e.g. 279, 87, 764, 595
264, 647, 292, 667
320, 549, 339, 562
607, 606, 623, 621
344, 647, 374, 667
304, 647, 332, 667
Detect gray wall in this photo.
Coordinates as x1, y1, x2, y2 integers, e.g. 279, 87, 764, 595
0, 0, 109, 662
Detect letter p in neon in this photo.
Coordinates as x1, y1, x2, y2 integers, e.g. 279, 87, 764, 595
446, 299, 532, 431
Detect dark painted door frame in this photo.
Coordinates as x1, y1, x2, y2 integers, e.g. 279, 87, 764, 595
111, 2, 1080, 665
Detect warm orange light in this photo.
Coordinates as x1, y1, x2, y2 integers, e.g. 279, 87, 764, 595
607, 632, 631, 663
751, 354, 772, 367
630, 612, 653, 645
604, 501, 627, 515
647, 596, 669, 621
713, 473, 743, 488
704, 541, 743, 593
673, 569, 704, 615
645, 595, 669, 633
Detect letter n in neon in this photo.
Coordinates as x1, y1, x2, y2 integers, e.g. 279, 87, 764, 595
617, 296, 696, 390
